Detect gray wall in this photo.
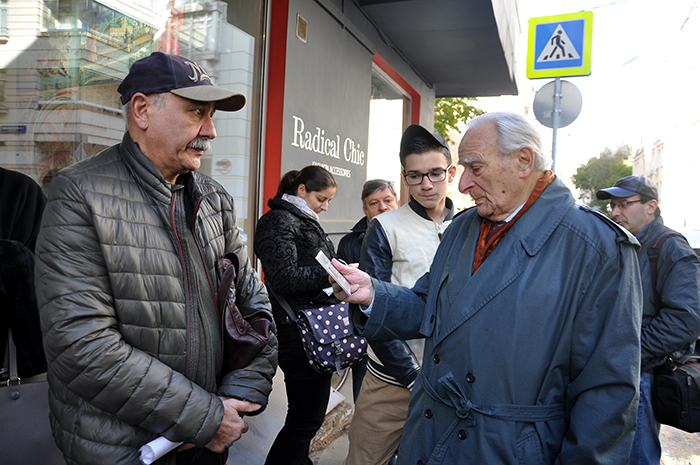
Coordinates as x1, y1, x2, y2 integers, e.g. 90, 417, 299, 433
280, 0, 437, 240
282, 0, 373, 237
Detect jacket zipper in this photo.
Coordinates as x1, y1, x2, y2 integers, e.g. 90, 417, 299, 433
171, 190, 194, 378
190, 195, 225, 359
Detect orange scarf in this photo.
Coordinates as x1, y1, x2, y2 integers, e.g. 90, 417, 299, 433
472, 171, 555, 273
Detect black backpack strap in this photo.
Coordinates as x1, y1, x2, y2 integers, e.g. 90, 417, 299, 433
647, 231, 684, 312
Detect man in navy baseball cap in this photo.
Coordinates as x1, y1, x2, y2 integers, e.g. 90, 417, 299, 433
596, 175, 659, 236
118, 52, 245, 111
597, 174, 700, 465
35, 51, 275, 465
596, 175, 658, 202
116, 52, 248, 184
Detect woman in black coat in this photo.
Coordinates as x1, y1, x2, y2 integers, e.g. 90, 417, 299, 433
255, 165, 339, 465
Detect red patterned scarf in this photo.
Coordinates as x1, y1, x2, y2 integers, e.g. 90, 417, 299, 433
472, 170, 555, 273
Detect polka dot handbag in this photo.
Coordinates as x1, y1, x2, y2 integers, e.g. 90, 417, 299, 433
294, 302, 368, 375
272, 289, 368, 375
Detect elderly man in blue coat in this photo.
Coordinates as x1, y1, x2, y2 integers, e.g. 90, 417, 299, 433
330, 112, 643, 464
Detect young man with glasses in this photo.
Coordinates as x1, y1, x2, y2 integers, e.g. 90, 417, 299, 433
337, 179, 400, 402
343, 124, 456, 465
597, 175, 700, 465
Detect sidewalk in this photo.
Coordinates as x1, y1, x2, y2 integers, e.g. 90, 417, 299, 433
661, 426, 700, 464
228, 369, 354, 464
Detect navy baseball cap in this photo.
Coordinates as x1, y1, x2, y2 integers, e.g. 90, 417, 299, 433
400, 124, 450, 159
596, 175, 658, 200
117, 52, 246, 111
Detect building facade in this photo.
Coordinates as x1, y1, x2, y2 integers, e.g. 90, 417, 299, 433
631, 2, 700, 232
0, 0, 519, 250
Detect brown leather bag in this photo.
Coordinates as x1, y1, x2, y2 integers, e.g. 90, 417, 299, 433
215, 253, 272, 373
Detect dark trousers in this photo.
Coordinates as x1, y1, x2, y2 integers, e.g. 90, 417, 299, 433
265, 322, 332, 465
175, 447, 223, 465
351, 356, 368, 402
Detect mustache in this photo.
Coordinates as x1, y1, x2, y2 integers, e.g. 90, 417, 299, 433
187, 137, 211, 151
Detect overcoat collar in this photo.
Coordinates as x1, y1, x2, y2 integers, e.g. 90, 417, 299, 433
428, 177, 574, 344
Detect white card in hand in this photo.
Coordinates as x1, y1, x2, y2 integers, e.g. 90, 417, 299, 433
315, 251, 353, 295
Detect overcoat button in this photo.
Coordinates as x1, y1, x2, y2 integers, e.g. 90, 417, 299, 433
465, 373, 475, 383
458, 429, 467, 440
430, 315, 435, 323
424, 409, 433, 419
433, 354, 440, 364
417, 461, 425, 465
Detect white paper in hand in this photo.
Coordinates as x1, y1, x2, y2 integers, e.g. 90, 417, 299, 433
315, 251, 353, 295
139, 436, 183, 465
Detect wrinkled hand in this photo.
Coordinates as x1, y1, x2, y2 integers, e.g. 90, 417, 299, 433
205, 397, 261, 453
330, 259, 374, 305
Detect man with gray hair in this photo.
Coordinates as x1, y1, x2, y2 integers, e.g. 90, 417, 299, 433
331, 112, 643, 464
337, 179, 399, 265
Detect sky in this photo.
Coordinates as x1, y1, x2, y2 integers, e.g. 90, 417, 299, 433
475, 0, 700, 195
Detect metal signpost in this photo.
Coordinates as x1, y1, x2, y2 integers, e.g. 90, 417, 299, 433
527, 11, 593, 171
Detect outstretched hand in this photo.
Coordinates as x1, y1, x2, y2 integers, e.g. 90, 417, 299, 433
330, 259, 374, 306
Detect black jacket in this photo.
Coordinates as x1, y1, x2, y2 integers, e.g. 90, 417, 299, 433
337, 216, 368, 264
0, 167, 46, 253
638, 216, 700, 370
254, 198, 339, 323
0, 240, 46, 377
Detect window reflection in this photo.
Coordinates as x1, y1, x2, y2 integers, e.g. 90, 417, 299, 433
1, 0, 264, 245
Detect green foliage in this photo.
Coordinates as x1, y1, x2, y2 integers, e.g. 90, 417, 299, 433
434, 98, 485, 144
571, 145, 633, 212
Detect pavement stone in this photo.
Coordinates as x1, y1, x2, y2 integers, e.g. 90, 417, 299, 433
661, 425, 700, 465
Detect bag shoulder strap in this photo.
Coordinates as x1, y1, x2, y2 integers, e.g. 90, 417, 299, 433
2, 328, 19, 386
268, 287, 297, 323
679, 354, 700, 365
2, 329, 47, 386
647, 231, 684, 312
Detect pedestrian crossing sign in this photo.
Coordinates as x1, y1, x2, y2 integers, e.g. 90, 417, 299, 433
527, 11, 593, 79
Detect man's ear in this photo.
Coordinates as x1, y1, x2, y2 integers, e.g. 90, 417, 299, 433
516, 145, 536, 179
646, 199, 658, 215
447, 163, 458, 182
129, 93, 151, 130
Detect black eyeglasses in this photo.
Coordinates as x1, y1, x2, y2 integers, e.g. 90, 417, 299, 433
403, 165, 452, 186
607, 199, 641, 212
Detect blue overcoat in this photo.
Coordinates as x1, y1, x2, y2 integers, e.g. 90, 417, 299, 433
354, 178, 643, 465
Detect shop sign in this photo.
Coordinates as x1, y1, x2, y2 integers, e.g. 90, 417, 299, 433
291, 115, 365, 167
1, 125, 26, 134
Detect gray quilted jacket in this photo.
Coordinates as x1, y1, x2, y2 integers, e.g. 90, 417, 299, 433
35, 132, 276, 465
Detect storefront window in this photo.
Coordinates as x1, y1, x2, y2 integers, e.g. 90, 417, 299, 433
0, 0, 8, 39
1, 0, 266, 245
367, 65, 410, 201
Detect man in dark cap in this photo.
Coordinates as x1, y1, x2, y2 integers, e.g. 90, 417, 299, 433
597, 175, 700, 465
35, 52, 277, 464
